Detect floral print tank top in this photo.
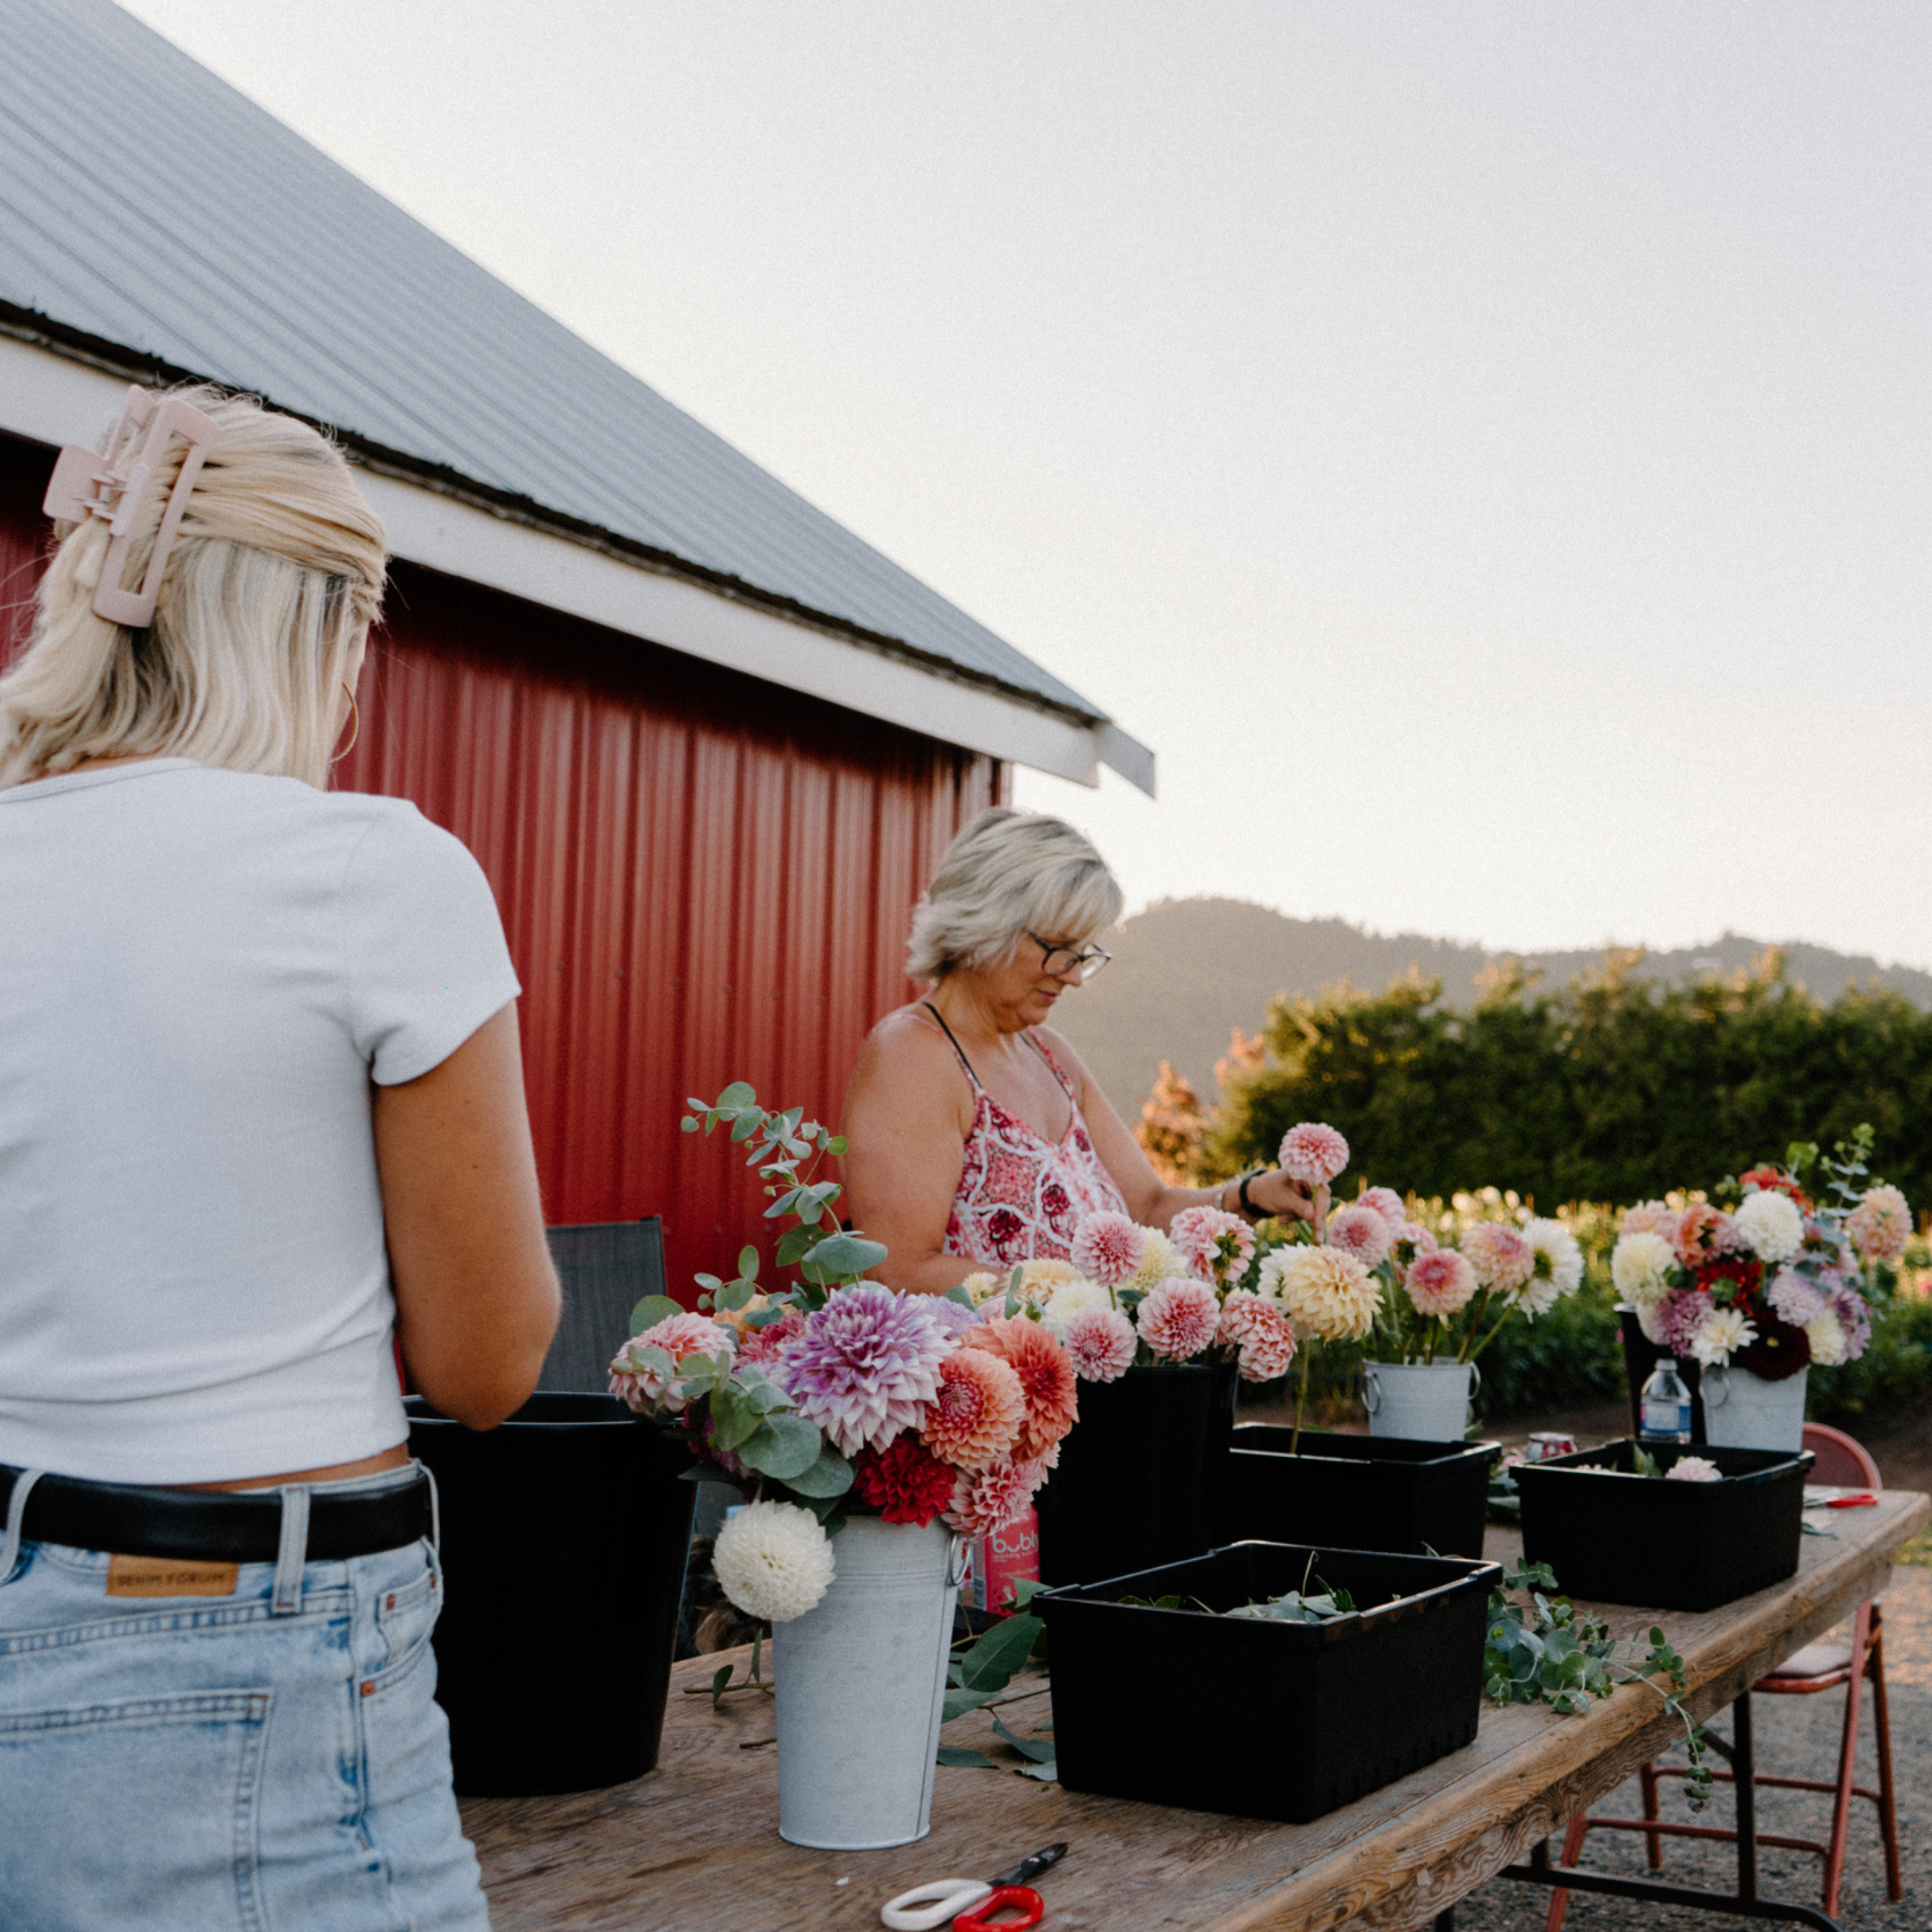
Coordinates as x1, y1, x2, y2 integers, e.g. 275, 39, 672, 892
920, 1007, 1130, 1269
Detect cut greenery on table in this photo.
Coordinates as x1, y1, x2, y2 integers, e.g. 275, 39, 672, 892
1487, 1561, 1710, 1808
936, 1580, 1056, 1781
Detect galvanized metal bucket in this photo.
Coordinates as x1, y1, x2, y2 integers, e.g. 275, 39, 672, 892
1700, 1364, 1809, 1453
772, 1516, 963, 1849
1363, 1360, 1478, 1441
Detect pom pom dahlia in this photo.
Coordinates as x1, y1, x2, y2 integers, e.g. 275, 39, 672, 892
1038, 1275, 1115, 1336
1390, 1221, 1438, 1277
1137, 1278, 1222, 1360
1218, 1291, 1298, 1382
1130, 1228, 1185, 1292
1258, 1244, 1381, 1343
1733, 1189, 1804, 1265
1657, 1289, 1716, 1358
1462, 1222, 1534, 1296
1848, 1184, 1911, 1265
961, 1271, 1004, 1306
1611, 1231, 1676, 1307
712, 1500, 835, 1623
1279, 1121, 1350, 1185
1620, 1201, 1679, 1241
608, 1313, 737, 1414
1071, 1212, 1148, 1286
1326, 1203, 1394, 1268
1804, 1307, 1849, 1368
945, 1456, 1046, 1538
919, 1347, 1025, 1470
968, 1317, 1080, 1461
1061, 1305, 1138, 1382
734, 1306, 808, 1368
1767, 1267, 1827, 1327
1169, 1205, 1256, 1283
1666, 1456, 1723, 1483
1404, 1247, 1478, 1318
1358, 1186, 1407, 1226
852, 1436, 958, 1524
775, 1284, 952, 1458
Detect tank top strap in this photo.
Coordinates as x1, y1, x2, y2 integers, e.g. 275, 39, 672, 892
918, 1001, 983, 1089
1022, 1029, 1079, 1100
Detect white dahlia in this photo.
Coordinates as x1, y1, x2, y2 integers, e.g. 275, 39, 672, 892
1518, 1217, 1583, 1316
711, 1500, 836, 1623
1256, 1244, 1381, 1343
1611, 1231, 1676, 1308
1689, 1308, 1757, 1368
1038, 1275, 1116, 1337
1805, 1307, 1849, 1368
1733, 1189, 1804, 1265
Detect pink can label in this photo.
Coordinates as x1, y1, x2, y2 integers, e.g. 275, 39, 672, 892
964, 1505, 1039, 1615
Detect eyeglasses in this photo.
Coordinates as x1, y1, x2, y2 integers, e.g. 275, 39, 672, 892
1026, 930, 1112, 981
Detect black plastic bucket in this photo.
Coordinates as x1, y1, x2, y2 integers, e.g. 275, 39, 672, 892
1218, 1425, 1499, 1557
1615, 1302, 1707, 1443
1036, 1540, 1498, 1821
406, 1393, 695, 1795
1034, 1360, 1236, 1587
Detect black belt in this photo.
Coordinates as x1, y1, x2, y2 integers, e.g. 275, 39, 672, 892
0, 1463, 432, 1563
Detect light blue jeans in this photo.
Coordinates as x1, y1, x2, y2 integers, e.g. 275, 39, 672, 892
0, 1465, 489, 1931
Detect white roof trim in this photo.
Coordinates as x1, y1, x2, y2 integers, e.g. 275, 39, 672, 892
0, 334, 1156, 793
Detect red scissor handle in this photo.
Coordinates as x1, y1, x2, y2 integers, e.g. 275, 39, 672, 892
1826, 1492, 1878, 1508
953, 1885, 1045, 1932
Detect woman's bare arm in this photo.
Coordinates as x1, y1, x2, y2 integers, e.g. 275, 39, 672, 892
373, 1003, 562, 1428
840, 1013, 981, 1294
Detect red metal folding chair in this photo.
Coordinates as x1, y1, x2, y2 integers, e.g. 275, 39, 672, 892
1544, 1423, 1901, 1928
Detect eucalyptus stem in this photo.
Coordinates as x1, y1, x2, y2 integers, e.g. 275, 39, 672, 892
1291, 1342, 1313, 1454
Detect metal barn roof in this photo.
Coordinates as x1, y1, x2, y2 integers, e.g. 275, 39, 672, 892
0, 0, 1152, 785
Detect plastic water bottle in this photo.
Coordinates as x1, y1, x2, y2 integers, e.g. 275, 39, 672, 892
1640, 1359, 1693, 1444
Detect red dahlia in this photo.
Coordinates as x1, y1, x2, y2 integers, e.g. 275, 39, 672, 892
1738, 1166, 1812, 1213
852, 1436, 956, 1526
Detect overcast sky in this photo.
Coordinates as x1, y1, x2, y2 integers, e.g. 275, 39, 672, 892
120, 1, 1932, 966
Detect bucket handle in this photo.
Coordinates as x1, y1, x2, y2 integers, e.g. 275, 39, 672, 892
947, 1533, 968, 1590
1704, 1366, 1730, 1409
1361, 1364, 1381, 1413
1468, 1362, 1481, 1402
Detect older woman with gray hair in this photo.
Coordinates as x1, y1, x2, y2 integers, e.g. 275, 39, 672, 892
843, 808, 1319, 1292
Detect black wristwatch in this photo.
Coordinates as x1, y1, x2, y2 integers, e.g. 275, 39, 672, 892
1236, 1170, 1266, 1223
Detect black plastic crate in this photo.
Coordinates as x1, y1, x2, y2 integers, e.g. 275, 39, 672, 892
1034, 1540, 1499, 1822
1516, 1438, 1815, 1613
1218, 1425, 1499, 1558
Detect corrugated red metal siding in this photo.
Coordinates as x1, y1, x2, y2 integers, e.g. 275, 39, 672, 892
0, 433, 1009, 1296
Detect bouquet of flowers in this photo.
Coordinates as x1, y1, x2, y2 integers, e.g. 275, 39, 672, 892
1607, 1128, 1909, 1379
607, 1086, 1079, 1624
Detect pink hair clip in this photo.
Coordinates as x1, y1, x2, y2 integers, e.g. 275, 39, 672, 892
43, 386, 220, 628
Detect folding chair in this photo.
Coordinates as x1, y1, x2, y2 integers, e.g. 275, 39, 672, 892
537, 1216, 667, 1392
1545, 1422, 1900, 1928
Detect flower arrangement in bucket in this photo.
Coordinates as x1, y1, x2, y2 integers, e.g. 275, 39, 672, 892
1607, 1128, 1908, 1451
606, 1085, 1080, 1849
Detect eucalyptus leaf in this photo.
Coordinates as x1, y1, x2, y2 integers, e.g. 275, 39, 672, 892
627, 1294, 684, 1335
783, 1445, 854, 1499
1019, 1758, 1060, 1783
945, 1284, 979, 1313
708, 1385, 759, 1453
936, 1746, 997, 1769
738, 1246, 760, 1279
941, 1687, 1000, 1723
737, 1412, 822, 1480
955, 1613, 1042, 1691
719, 1277, 758, 1312
801, 1232, 888, 1282
992, 1716, 1056, 1765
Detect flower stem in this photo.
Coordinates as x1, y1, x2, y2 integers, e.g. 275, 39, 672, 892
1291, 1343, 1313, 1454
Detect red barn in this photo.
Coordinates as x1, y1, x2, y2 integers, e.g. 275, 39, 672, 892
0, 3, 1151, 1295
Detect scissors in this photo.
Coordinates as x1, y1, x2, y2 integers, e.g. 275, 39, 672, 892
881, 1842, 1068, 1931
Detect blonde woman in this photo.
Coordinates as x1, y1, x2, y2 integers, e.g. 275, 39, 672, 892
0, 386, 559, 1928
841, 807, 1321, 1291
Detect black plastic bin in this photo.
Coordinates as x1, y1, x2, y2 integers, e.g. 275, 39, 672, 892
1036, 1540, 1497, 1822
1218, 1426, 1499, 1557
1035, 1360, 1236, 1586
406, 1394, 695, 1795
1516, 1438, 1814, 1613
1615, 1303, 1708, 1443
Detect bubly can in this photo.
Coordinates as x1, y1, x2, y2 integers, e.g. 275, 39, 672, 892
1525, 1431, 1578, 1462
963, 1505, 1039, 1616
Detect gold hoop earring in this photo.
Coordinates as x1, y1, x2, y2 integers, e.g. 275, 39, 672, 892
332, 682, 360, 763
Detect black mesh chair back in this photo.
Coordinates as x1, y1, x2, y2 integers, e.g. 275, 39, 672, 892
537, 1217, 667, 1394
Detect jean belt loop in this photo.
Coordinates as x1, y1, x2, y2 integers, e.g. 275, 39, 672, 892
419, 1459, 442, 1589
0, 1470, 46, 1582
272, 1484, 311, 1615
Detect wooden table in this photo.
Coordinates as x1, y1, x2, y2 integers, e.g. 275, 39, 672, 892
462, 1490, 1928, 1932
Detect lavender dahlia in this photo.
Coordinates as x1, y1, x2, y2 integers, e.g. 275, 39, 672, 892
775, 1284, 952, 1458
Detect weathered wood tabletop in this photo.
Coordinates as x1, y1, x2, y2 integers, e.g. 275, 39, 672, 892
462, 1489, 1928, 1932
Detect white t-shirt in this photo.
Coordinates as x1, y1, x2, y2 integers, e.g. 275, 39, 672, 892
0, 759, 521, 1483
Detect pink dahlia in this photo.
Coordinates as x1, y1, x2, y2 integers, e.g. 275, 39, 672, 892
1061, 1306, 1138, 1382
1461, 1222, 1534, 1295
1137, 1278, 1221, 1361
968, 1316, 1080, 1461
1767, 1267, 1827, 1327
608, 1312, 736, 1414
1358, 1186, 1406, 1226
1071, 1211, 1148, 1286
1657, 1287, 1716, 1358
1279, 1121, 1350, 1185
1404, 1247, 1478, 1318
1390, 1221, 1439, 1276
919, 1347, 1025, 1470
775, 1284, 952, 1457
852, 1436, 957, 1525
1218, 1292, 1298, 1383
1674, 1203, 1737, 1269
1326, 1203, 1394, 1268
1620, 1201, 1679, 1241
1169, 1205, 1257, 1283
945, 1456, 1046, 1538
1848, 1184, 1911, 1265
734, 1306, 808, 1368
928, 1294, 987, 1338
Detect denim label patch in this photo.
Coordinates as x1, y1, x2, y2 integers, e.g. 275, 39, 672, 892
104, 1555, 241, 1597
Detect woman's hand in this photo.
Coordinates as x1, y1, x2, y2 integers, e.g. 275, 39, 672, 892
1236, 1169, 1326, 1225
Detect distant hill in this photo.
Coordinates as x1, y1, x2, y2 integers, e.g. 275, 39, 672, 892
1051, 898, 1932, 1117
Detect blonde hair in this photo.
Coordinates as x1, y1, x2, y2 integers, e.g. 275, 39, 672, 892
907, 807, 1123, 983
0, 385, 386, 790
